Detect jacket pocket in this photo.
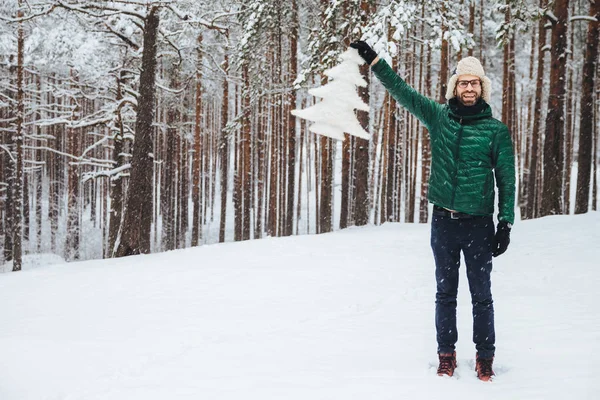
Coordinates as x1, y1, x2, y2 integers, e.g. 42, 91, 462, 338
480, 170, 494, 211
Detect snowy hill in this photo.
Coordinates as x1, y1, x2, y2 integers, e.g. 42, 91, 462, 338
1, 213, 599, 400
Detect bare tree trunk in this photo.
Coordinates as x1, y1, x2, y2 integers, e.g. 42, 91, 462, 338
468, 0, 475, 57
3, 139, 13, 262
35, 77, 43, 251
479, 0, 484, 61
10, 1, 25, 270
242, 64, 252, 241
255, 98, 266, 239
108, 74, 127, 256
541, 0, 569, 216
340, 134, 351, 229
439, 15, 449, 103
406, 35, 418, 224
574, 0, 600, 214
355, 80, 370, 226
65, 73, 80, 262
385, 57, 398, 222
192, 35, 203, 246
419, 44, 432, 223
179, 136, 189, 248
379, 93, 390, 224
161, 104, 176, 251
268, 90, 278, 237
296, 122, 305, 235
115, 7, 159, 257
501, 6, 512, 132
593, 72, 599, 211
49, 78, 60, 254
526, 0, 548, 219
563, 9, 576, 215
313, 134, 320, 233
285, 1, 298, 236
520, 24, 536, 219
319, 136, 333, 233
219, 53, 229, 243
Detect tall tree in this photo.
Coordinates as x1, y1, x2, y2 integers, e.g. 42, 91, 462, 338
219, 52, 230, 243
108, 72, 128, 257
354, 0, 372, 226
525, 0, 548, 219
540, 0, 569, 216
284, 0, 298, 237
11, 0, 25, 271
192, 33, 203, 246
574, 0, 600, 214
115, 7, 160, 257
65, 73, 81, 261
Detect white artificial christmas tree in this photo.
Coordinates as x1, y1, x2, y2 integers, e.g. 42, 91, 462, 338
292, 49, 370, 141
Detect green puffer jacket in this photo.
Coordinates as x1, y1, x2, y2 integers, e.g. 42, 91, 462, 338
372, 59, 515, 224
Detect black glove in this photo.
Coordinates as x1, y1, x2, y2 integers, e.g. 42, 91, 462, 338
349, 41, 377, 65
492, 221, 512, 257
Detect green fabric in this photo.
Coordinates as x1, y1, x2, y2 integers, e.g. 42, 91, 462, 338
372, 59, 515, 224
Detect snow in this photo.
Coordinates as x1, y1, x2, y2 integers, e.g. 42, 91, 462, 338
1, 213, 599, 399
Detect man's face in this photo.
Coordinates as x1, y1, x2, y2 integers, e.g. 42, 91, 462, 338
454, 74, 482, 106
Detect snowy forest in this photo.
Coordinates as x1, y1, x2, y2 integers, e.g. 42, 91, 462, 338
0, 0, 598, 270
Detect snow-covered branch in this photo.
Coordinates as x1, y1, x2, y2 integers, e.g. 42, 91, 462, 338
103, 22, 141, 50
545, 10, 558, 23
55, 1, 146, 21
82, 163, 131, 183
23, 146, 80, 161
0, 4, 57, 23
569, 16, 598, 23
81, 136, 111, 159
167, 4, 227, 33
0, 145, 16, 163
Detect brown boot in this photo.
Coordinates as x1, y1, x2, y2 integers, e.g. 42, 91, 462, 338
437, 352, 457, 377
475, 353, 494, 381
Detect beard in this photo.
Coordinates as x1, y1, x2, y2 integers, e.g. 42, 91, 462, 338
458, 91, 481, 106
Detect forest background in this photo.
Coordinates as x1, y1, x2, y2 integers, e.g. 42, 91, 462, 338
0, 0, 598, 270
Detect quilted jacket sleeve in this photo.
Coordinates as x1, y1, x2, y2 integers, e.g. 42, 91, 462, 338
492, 124, 516, 225
371, 58, 442, 130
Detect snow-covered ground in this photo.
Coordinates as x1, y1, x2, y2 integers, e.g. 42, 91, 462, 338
1, 213, 599, 400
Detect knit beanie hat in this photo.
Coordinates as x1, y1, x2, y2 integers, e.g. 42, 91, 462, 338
445, 56, 491, 103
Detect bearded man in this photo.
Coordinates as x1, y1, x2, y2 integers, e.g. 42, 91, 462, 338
350, 41, 515, 382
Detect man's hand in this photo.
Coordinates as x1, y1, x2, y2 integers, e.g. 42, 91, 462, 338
350, 41, 377, 65
492, 221, 511, 257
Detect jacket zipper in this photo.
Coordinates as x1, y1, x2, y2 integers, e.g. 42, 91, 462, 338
450, 120, 464, 208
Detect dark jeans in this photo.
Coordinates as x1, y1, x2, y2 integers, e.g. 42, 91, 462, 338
430, 212, 495, 358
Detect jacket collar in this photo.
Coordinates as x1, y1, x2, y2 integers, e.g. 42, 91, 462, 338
447, 97, 492, 122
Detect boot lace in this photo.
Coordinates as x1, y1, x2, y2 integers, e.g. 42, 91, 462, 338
477, 357, 494, 378
437, 353, 456, 375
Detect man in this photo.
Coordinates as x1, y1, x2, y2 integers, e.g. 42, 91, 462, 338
350, 41, 515, 382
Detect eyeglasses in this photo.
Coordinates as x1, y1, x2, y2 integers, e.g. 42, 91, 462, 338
457, 79, 481, 89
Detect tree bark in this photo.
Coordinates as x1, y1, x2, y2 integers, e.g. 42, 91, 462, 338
108, 75, 126, 256
319, 136, 333, 233
540, 0, 569, 216
468, 0, 475, 57
420, 42, 432, 223
65, 72, 80, 261
574, 0, 600, 214
285, 0, 298, 236
526, 0, 548, 219
242, 64, 252, 241
115, 7, 159, 257
11, 1, 25, 270
192, 34, 203, 245
219, 53, 229, 243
